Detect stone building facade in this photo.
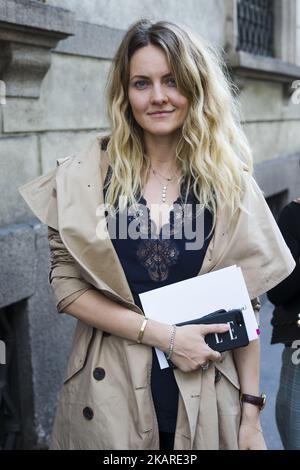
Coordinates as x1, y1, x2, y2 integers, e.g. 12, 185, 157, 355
0, 0, 299, 449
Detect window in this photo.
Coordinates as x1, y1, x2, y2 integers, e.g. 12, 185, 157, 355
237, 0, 274, 57
225, 0, 300, 85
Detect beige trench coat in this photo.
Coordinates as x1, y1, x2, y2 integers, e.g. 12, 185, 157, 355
18, 136, 295, 450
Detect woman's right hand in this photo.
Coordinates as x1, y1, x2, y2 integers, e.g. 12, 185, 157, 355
169, 323, 230, 372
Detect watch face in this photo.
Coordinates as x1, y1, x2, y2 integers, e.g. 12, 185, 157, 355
261, 393, 267, 410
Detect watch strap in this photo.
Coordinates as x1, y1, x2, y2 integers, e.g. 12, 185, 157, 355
240, 393, 266, 410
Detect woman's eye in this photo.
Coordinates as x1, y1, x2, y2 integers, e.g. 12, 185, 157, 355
167, 78, 176, 86
134, 80, 148, 89
133, 78, 176, 89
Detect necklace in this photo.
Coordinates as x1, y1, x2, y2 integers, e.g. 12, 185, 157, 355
151, 165, 177, 204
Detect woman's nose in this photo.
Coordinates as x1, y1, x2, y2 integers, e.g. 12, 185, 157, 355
150, 84, 168, 104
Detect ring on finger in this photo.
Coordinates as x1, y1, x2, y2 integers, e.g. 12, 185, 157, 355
200, 362, 210, 370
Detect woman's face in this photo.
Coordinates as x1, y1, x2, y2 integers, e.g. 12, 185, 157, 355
128, 45, 189, 137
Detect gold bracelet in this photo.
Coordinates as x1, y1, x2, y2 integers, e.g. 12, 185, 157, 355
137, 317, 148, 344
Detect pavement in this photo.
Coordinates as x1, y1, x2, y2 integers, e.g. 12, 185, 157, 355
259, 294, 284, 450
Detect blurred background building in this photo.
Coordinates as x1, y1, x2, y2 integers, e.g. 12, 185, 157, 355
0, 0, 299, 449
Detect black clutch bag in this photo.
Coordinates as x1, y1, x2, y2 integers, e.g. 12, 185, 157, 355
167, 308, 249, 366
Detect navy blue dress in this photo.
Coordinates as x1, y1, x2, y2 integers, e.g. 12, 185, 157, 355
103, 166, 213, 433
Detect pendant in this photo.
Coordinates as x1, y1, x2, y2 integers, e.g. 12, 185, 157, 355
162, 184, 167, 203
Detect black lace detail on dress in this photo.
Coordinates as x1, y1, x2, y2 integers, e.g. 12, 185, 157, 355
136, 239, 180, 282
103, 164, 204, 283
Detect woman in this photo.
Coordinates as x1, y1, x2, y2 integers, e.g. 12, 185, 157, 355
19, 20, 295, 450
267, 198, 300, 450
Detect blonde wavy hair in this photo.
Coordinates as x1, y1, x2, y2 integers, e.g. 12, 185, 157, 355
103, 19, 253, 227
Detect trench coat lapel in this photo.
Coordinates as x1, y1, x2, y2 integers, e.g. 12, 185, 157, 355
198, 174, 296, 299
55, 137, 137, 308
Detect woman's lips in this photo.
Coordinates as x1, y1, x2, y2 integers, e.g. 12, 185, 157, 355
148, 110, 175, 117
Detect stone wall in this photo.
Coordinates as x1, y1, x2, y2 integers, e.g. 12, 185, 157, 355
46, 0, 227, 46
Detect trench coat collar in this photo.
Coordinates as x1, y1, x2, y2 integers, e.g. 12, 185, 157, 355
55, 137, 140, 310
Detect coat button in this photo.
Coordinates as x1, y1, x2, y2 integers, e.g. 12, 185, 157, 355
215, 369, 222, 383
83, 406, 94, 420
93, 367, 105, 381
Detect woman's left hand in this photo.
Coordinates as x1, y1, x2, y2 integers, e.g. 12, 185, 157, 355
238, 421, 267, 450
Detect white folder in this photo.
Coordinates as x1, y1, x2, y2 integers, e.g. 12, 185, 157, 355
139, 265, 259, 369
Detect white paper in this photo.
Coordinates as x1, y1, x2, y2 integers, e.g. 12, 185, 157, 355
139, 265, 258, 369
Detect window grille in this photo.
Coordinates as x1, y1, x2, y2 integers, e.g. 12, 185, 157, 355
237, 0, 274, 57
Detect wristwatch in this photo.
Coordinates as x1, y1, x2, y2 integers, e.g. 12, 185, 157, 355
240, 393, 267, 411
